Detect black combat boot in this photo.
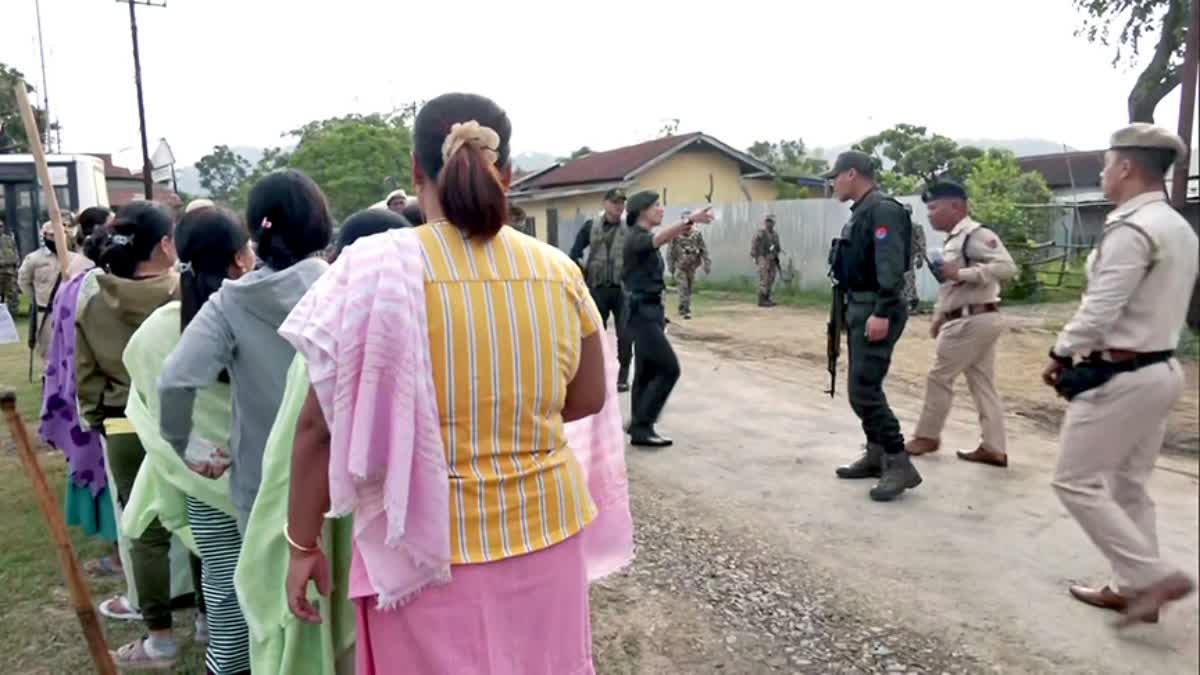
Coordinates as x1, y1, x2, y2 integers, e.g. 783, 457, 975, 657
836, 443, 883, 479
869, 452, 923, 502
763, 295, 776, 307
757, 292, 770, 307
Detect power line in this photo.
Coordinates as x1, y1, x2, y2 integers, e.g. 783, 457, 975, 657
118, 0, 166, 199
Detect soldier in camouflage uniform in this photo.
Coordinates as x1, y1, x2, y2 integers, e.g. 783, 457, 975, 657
0, 217, 19, 318
750, 214, 782, 307
903, 221, 927, 313
667, 209, 711, 319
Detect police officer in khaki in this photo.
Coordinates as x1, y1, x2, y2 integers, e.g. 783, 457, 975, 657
906, 181, 1016, 467
1044, 124, 1197, 625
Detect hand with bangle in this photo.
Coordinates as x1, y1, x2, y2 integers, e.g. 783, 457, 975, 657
285, 521, 329, 624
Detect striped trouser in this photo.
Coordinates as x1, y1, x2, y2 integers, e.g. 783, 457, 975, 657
185, 496, 251, 675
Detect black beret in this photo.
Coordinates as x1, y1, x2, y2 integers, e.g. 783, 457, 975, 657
625, 190, 659, 217
922, 180, 968, 203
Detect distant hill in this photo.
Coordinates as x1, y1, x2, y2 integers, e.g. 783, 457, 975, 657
176, 139, 1069, 197
511, 151, 557, 172
819, 138, 1078, 164
174, 145, 291, 197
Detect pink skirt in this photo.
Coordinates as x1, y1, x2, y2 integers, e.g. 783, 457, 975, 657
354, 534, 594, 675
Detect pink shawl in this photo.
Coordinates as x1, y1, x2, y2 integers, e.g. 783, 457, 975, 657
279, 228, 634, 609
279, 229, 450, 608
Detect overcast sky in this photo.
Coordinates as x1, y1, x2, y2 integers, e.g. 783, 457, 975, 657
1, 0, 1190, 166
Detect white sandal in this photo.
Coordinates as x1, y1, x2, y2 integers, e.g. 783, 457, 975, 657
111, 637, 177, 671
98, 595, 144, 622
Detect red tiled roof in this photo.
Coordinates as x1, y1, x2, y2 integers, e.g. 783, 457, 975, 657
109, 186, 178, 207
520, 133, 704, 190
1018, 150, 1104, 189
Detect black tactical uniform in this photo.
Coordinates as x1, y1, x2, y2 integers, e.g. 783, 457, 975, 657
569, 188, 633, 389
622, 191, 680, 447
825, 151, 921, 501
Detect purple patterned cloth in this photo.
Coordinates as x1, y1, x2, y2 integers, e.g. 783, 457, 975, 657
38, 270, 107, 497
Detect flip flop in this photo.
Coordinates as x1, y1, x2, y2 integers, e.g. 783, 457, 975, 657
99, 595, 144, 622
111, 637, 177, 671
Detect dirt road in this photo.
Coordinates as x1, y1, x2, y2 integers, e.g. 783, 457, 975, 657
591, 300, 1198, 674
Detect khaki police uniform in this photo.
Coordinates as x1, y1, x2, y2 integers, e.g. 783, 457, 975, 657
914, 216, 1017, 455
1051, 126, 1198, 595
18, 240, 91, 359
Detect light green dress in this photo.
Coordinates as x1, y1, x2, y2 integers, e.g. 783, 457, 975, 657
234, 355, 355, 674
120, 302, 237, 552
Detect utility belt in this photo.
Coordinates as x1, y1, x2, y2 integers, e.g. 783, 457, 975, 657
37, 305, 50, 313
591, 282, 622, 291
942, 303, 998, 322
1054, 350, 1174, 401
629, 292, 662, 306
845, 290, 878, 305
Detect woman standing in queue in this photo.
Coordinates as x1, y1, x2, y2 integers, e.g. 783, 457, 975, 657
158, 170, 333, 533
282, 92, 608, 674
621, 191, 712, 447
123, 205, 257, 674
74, 201, 187, 669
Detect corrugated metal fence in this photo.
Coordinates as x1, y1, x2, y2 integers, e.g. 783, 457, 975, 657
557, 197, 945, 302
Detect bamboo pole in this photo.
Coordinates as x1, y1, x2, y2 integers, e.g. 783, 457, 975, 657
12, 82, 71, 277
1, 391, 116, 674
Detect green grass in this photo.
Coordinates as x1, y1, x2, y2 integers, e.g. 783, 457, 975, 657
0, 340, 205, 673
1178, 329, 1200, 362
685, 276, 833, 309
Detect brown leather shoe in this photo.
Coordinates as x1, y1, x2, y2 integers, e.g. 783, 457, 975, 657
956, 446, 1008, 467
1069, 584, 1159, 623
1117, 573, 1195, 628
905, 437, 940, 456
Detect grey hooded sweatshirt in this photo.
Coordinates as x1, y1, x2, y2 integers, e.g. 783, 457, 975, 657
158, 257, 327, 521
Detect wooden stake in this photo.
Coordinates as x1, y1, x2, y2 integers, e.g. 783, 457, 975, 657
12, 82, 71, 278
0, 391, 116, 675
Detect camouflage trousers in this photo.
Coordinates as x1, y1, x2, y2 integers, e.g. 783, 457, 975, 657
674, 266, 698, 315
0, 273, 18, 318
902, 270, 919, 312
756, 258, 777, 297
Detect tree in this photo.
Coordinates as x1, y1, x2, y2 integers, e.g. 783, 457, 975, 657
229, 146, 292, 212
195, 145, 252, 203
659, 118, 681, 137
852, 124, 984, 194
285, 113, 413, 219
0, 63, 48, 154
965, 150, 1057, 299
1073, 0, 1189, 122
747, 138, 830, 199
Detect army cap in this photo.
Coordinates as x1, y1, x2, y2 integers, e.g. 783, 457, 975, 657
604, 188, 627, 202
822, 150, 875, 179
1109, 123, 1188, 157
764, 213, 776, 223
922, 180, 968, 203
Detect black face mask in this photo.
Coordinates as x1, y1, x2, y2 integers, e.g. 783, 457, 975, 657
43, 238, 56, 254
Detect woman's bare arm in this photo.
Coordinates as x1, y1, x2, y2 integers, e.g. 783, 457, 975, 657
562, 331, 606, 422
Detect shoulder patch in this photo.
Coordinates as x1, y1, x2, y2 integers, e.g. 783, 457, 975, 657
874, 226, 889, 240
986, 237, 998, 249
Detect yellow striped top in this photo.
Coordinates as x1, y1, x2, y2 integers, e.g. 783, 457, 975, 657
415, 221, 602, 564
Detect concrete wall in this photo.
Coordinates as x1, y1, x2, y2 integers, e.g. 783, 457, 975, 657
569, 196, 945, 302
